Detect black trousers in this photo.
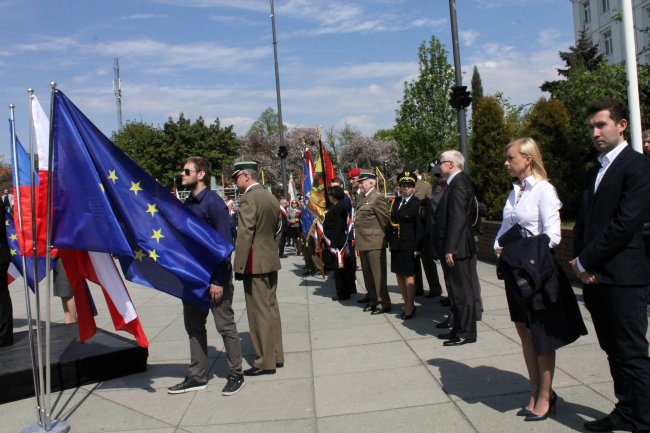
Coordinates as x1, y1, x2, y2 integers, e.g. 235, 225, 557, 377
441, 256, 481, 340
415, 239, 443, 296
334, 255, 356, 298
584, 284, 650, 432
0, 263, 12, 347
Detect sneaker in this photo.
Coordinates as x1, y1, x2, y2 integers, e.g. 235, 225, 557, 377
167, 378, 207, 394
221, 374, 245, 396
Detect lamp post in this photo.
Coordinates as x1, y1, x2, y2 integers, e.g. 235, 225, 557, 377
270, 0, 288, 196
448, 0, 470, 174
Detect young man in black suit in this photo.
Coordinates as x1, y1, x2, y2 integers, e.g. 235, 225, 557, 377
571, 99, 650, 433
433, 150, 482, 346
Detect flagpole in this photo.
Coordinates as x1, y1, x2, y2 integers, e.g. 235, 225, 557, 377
26, 88, 47, 430
10, 103, 44, 428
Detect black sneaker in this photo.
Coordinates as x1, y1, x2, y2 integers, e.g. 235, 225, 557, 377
167, 378, 207, 394
221, 374, 245, 396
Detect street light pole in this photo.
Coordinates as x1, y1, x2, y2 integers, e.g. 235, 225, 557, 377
448, 0, 470, 174
270, 0, 288, 196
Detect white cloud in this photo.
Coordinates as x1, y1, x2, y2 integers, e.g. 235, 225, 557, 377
461, 30, 479, 47
118, 14, 167, 20
317, 61, 418, 81
209, 15, 258, 26
538, 29, 562, 47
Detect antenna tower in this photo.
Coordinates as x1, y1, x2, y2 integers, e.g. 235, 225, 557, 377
113, 57, 123, 131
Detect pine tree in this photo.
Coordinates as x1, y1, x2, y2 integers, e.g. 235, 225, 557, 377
470, 65, 484, 108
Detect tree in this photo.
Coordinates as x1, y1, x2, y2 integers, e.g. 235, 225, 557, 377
520, 98, 578, 218
469, 96, 513, 220
247, 107, 287, 136
113, 114, 239, 188
112, 121, 167, 182
541, 30, 604, 96
394, 35, 457, 170
339, 135, 403, 192
470, 65, 484, 108
373, 128, 396, 141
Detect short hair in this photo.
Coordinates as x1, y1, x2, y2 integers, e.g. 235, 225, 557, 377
586, 98, 629, 123
643, 129, 650, 140
440, 150, 464, 170
506, 137, 548, 181
185, 156, 212, 184
242, 169, 261, 182
329, 185, 345, 201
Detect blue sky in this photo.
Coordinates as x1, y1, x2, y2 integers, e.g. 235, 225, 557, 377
0, 0, 573, 159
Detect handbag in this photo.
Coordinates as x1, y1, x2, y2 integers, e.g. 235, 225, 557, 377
497, 223, 532, 247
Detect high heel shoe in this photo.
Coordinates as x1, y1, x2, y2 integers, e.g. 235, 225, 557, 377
400, 306, 417, 320
524, 391, 557, 422
516, 408, 532, 417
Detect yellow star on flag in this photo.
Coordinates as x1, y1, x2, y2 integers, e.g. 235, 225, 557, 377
151, 228, 165, 243
5, 220, 9, 226
10, 249, 16, 256
146, 203, 159, 217
129, 181, 142, 196
148, 249, 159, 262
10, 234, 17, 241
108, 170, 119, 183
99, 183, 105, 193
134, 249, 146, 262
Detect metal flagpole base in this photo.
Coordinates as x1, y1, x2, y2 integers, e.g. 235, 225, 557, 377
21, 420, 70, 433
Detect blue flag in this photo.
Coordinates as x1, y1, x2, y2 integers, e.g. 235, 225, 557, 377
5, 213, 49, 291
51, 90, 233, 311
300, 148, 315, 236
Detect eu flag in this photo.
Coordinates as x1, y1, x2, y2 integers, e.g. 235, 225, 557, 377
51, 90, 233, 311
301, 148, 315, 237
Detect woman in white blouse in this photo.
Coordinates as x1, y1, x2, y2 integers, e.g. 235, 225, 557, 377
495, 138, 586, 422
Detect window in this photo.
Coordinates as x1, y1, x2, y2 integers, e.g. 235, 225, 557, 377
583, 0, 591, 25
603, 29, 613, 56
601, 0, 610, 13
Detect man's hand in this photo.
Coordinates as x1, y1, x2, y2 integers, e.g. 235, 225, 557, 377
210, 284, 224, 303
445, 253, 455, 268
569, 258, 599, 285
495, 247, 503, 259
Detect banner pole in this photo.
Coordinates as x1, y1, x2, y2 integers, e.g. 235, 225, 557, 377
10, 103, 44, 427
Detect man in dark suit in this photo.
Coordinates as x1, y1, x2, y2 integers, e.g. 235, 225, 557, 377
571, 99, 650, 433
433, 150, 482, 346
323, 185, 355, 301
0, 203, 13, 347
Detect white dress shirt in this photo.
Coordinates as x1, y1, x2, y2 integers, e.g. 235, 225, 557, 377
594, 141, 627, 192
493, 176, 562, 251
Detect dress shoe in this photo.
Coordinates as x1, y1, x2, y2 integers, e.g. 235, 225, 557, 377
401, 306, 417, 320
243, 367, 276, 376
357, 297, 370, 304
583, 415, 633, 432
363, 304, 377, 312
437, 332, 457, 340
516, 408, 533, 417
276, 362, 284, 368
371, 307, 391, 315
435, 319, 451, 329
425, 291, 442, 298
524, 392, 557, 422
442, 337, 476, 346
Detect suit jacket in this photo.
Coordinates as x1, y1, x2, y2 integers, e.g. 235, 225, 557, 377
573, 145, 650, 286
354, 189, 390, 251
323, 200, 348, 250
433, 172, 477, 259
389, 195, 424, 251
0, 204, 10, 265
234, 184, 282, 274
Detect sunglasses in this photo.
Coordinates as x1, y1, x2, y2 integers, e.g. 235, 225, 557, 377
182, 168, 199, 176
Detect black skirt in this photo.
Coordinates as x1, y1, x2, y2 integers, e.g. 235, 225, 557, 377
390, 248, 417, 276
505, 265, 587, 355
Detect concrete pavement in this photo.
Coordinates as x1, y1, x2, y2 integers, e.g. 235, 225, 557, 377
2, 247, 647, 433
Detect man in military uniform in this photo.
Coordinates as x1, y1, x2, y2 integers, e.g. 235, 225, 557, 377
232, 161, 284, 375
354, 172, 391, 314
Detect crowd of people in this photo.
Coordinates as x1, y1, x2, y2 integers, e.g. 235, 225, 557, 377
0, 98, 648, 432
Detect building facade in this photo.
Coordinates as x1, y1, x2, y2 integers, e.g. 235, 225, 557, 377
572, 0, 650, 65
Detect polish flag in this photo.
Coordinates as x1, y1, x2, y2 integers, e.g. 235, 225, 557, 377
58, 250, 148, 348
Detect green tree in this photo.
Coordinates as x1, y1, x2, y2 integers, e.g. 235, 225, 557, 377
247, 107, 287, 136
112, 121, 167, 182
470, 65, 484, 108
469, 96, 513, 220
541, 30, 603, 96
373, 128, 396, 141
394, 35, 457, 170
520, 98, 579, 218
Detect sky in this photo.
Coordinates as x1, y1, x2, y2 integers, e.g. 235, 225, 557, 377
0, 0, 575, 159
